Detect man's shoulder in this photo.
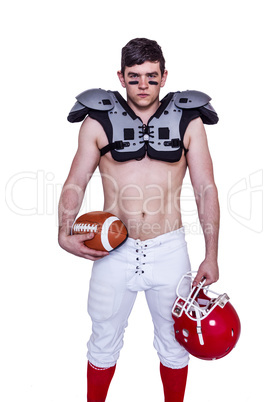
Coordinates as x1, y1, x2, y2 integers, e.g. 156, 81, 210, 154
79, 116, 106, 141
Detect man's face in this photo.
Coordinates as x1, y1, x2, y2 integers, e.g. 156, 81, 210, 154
117, 61, 167, 110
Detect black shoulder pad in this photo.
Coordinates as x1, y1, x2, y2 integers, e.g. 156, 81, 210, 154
174, 90, 211, 109
67, 88, 114, 123
174, 90, 219, 125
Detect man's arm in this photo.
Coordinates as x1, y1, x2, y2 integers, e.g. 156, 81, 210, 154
58, 117, 109, 260
184, 117, 220, 286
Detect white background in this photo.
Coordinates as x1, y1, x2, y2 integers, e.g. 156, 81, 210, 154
1, 0, 267, 401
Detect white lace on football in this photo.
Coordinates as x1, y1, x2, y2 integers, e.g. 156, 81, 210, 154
72, 223, 98, 233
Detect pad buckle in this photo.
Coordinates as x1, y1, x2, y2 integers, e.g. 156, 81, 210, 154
164, 138, 181, 148
114, 141, 130, 150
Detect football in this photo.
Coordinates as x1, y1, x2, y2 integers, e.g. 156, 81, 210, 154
72, 211, 128, 252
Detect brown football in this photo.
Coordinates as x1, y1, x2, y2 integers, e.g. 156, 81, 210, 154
72, 211, 128, 252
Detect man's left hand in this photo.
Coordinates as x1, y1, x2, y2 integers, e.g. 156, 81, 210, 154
193, 258, 219, 287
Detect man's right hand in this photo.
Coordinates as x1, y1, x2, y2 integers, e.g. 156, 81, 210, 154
58, 232, 109, 261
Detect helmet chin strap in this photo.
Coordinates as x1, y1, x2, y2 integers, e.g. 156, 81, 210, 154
194, 303, 204, 346
174, 273, 213, 346
193, 278, 207, 346
185, 278, 207, 346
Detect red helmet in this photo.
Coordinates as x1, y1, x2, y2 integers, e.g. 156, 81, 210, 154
172, 272, 241, 360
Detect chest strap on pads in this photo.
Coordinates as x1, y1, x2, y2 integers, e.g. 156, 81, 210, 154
100, 140, 130, 156
164, 138, 181, 148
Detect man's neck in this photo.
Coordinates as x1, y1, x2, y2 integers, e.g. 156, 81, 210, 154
126, 97, 161, 124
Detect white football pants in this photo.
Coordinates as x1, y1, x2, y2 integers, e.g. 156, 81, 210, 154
87, 227, 191, 369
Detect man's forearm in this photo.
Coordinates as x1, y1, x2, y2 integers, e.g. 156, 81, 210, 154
196, 183, 220, 260
192, 182, 220, 286
58, 182, 85, 236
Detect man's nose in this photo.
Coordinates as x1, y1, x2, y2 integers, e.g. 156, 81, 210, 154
138, 76, 148, 89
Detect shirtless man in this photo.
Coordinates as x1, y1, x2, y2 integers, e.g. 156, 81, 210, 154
58, 38, 220, 402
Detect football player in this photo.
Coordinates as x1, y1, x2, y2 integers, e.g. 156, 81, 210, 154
58, 38, 220, 401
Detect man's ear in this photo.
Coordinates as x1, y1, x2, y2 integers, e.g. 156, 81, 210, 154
160, 70, 168, 88
117, 71, 126, 88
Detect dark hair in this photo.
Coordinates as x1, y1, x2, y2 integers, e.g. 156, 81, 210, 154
121, 38, 166, 76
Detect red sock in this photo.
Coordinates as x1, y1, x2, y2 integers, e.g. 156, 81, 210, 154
160, 363, 188, 402
87, 361, 116, 402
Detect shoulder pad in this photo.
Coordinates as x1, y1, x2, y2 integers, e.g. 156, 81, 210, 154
174, 90, 211, 109
76, 88, 115, 111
